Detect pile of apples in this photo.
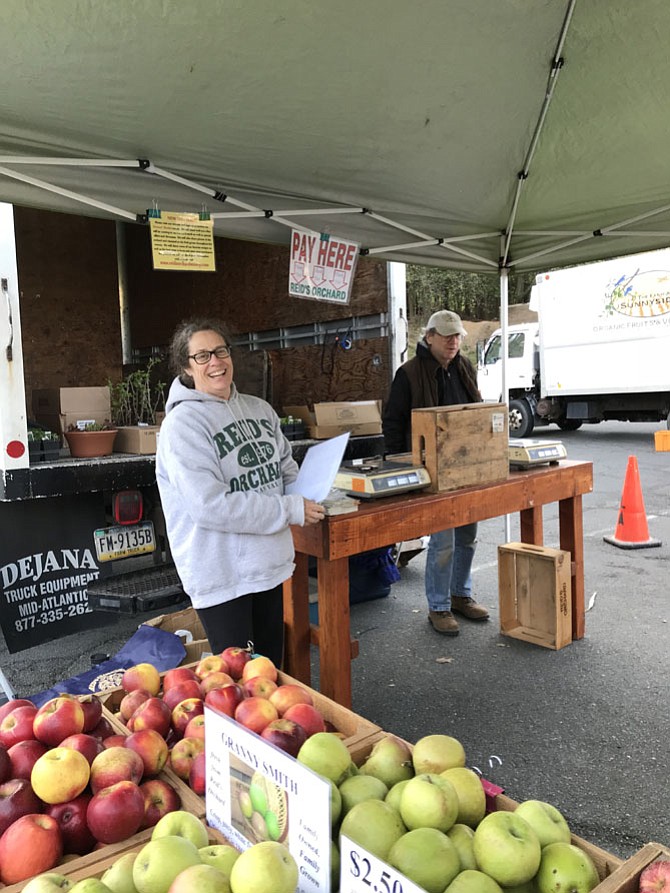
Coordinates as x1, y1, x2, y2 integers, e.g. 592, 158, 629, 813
0, 692, 184, 885
113, 648, 331, 797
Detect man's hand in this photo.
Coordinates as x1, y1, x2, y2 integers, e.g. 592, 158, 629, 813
303, 498, 326, 525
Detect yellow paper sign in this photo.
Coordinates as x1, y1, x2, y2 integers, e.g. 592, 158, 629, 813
149, 211, 216, 271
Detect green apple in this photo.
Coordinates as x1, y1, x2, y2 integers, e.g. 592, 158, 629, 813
503, 882, 538, 893
515, 800, 571, 847
339, 799, 406, 861
358, 735, 414, 787
441, 767, 486, 827
388, 828, 460, 893
198, 844, 239, 879
151, 811, 209, 849
228, 841, 298, 893
296, 732, 352, 784
101, 853, 139, 893
330, 839, 340, 891
444, 868, 503, 893
412, 734, 466, 774
447, 823, 477, 871
22, 874, 73, 893
133, 836, 202, 893
535, 842, 599, 893
330, 780, 342, 827
473, 812, 541, 887
399, 773, 459, 832
385, 779, 411, 813
338, 774, 388, 815
166, 863, 230, 893
69, 881, 113, 893
248, 782, 268, 815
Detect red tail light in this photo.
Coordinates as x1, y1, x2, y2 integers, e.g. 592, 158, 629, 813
113, 490, 143, 525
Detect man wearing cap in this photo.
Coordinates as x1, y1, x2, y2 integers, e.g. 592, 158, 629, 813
382, 309, 490, 635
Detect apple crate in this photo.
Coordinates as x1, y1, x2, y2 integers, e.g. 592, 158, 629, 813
587, 842, 670, 893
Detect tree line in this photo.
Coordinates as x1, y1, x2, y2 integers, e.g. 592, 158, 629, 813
406, 265, 537, 321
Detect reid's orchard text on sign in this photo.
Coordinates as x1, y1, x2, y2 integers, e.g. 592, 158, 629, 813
150, 211, 216, 271
289, 229, 359, 304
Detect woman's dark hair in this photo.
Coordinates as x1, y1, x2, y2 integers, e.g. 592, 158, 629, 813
169, 317, 233, 386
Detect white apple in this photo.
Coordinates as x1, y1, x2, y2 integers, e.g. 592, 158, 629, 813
358, 735, 414, 787
228, 841, 298, 893
515, 799, 571, 847
535, 842, 599, 893
338, 774, 388, 816
101, 852, 140, 893
339, 799, 406, 861
166, 863, 230, 893
151, 810, 209, 849
132, 836, 202, 893
412, 734, 466, 774
198, 844, 239, 880
388, 827, 461, 893
399, 773, 459, 832
21, 874, 73, 893
472, 811, 541, 887
296, 732, 352, 783
69, 880, 114, 893
441, 767, 486, 827
444, 868, 503, 893
447, 823, 477, 871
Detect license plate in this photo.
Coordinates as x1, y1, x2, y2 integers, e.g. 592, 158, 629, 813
94, 521, 156, 562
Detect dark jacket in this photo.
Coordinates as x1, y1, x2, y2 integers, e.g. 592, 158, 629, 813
383, 340, 481, 454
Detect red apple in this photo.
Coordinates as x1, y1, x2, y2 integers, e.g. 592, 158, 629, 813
138, 778, 181, 829
90, 746, 144, 794
46, 793, 96, 855
183, 714, 206, 741
168, 737, 205, 782
162, 667, 199, 692
7, 739, 48, 779
0, 778, 44, 836
194, 655, 230, 680
86, 780, 145, 844
125, 729, 169, 776
189, 751, 206, 796
126, 697, 171, 738
103, 735, 128, 749
283, 702, 327, 737
269, 683, 314, 717
162, 680, 203, 713
242, 676, 278, 699
60, 733, 105, 765
220, 646, 252, 680
77, 695, 103, 733
33, 697, 85, 746
119, 689, 152, 722
0, 699, 35, 726
122, 663, 160, 696
0, 704, 38, 747
234, 697, 278, 734
200, 671, 236, 695
204, 684, 245, 718
241, 655, 278, 683
0, 745, 11, 784
89, 715, 116, 741
0, 813, 62, 884
171, 699, 204, 738
260, 718, 308, 757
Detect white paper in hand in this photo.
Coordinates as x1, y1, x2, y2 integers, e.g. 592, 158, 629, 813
285, 432, 350, 501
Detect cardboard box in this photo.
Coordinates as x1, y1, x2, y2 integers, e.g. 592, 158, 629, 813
284, 401, 382, 439
498, 542, 572, 650
114, 425, 161, 454
654, 430, 670, 451
32, 386, 111, 442
143, 606, 207, 641
411, 402, 508, 492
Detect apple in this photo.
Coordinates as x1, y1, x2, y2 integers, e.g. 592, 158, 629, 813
199, 672, 235, 695
282, 702, 326, 737
241, 656, 278, 683
167, 863, 231, 893
260, 718, 307, 757
46, 793, 96, 855
184, 714, 206, 740
229, 841, 297, 893
242, 676, 278, 699
399, 773, 458, 832
100, 851, 138, 893
125, 729, 169, 776
0, 744, 11, 783
0, 703, 39, 747
162, 667, 198, 692
152, 809, 209, 848
388, 826, 461, 893
0, 813, 63, 884
87, 779, 145, 844
473, 811, 542, 887
220, 647, 251, 680
104, 735, 130, 749
77, 696, 103, 733
441, 767, 486, 827
189, 751, 206, 796
7, 738, 49, 778
194, 655, 230, 679
22, 872, 73, 893
0, 777, 44, 835
89, 715, 116, 741
122, 663, 161, 696
60, 733, 105, 765
70, 880, 117, 893
0, 698, 35, 725
198, 843, 239, 878
359, 734, 415, 787
384, 779, 410, 813
447, 823, 478, 871
639, 859, 670, 893
515, 799, 572, 847
297, 731, 352, 783
162, 681, 203, 713
535, 841, 599, 893
339, 799, 406, 861
127, 698, 172, 738
444, 869, 504, 893
31, 746, 91, 804
412, 734, 466, 774
90, 746, 144, 793
171, 698, 204, 737
169, 736, 205, 782
234, 697, 278, 734
339, 774, 388, 815
267, 683, 313, 717
33, 697, 86, 747
329, 780, 342, 826
139, 778, 181, 829
119, 690, 152, 722
132, 835, 202, 893
204, 685, 244, 718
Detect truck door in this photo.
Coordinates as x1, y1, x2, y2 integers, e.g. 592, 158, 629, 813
478, 329, 531, 402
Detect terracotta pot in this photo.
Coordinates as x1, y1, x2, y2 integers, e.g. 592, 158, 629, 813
64, 429, 118, 458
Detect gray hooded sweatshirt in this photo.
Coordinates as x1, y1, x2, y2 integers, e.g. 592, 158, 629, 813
156, 377, 305, 608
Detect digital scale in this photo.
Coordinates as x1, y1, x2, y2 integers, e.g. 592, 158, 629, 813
334, 457, 431, 499
509, 438, 567, 469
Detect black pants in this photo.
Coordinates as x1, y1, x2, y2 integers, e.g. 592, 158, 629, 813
195, 584, 284, 667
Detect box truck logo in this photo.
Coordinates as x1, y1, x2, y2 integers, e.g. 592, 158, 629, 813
604, 268, 670, 318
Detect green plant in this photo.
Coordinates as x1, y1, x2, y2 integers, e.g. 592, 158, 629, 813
27, 428, 59, 442
67, 421, 116, 432
108, 357, 166, 427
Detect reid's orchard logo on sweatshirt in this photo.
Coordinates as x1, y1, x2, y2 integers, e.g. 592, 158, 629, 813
213, 417, 275, 460
238, 441, 274, 468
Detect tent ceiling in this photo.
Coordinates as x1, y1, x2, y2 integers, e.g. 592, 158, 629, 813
1, 0, 669, 272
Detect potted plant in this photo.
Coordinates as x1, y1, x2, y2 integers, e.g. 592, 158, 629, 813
108, 357, 166, 427
27, 428, 61, 463
64, 421, 118, 458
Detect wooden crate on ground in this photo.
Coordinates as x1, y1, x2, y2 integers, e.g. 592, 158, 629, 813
498, 541, 572, 650
589, 842, 670, 893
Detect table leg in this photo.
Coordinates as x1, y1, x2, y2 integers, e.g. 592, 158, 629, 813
559, 495, 585, 640
316, 556, 352, 708
282, 551, 311, 684
519, 506, 543, 544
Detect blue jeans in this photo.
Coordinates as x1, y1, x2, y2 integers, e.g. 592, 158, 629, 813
425, 523, 478, 612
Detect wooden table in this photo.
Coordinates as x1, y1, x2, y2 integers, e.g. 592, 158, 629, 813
284, 459, 593, 707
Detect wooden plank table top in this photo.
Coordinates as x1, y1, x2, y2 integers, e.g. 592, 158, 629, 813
284, 459, 593, 707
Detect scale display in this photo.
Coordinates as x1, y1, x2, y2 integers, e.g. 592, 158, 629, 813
334, 458, 431, 498
509, 438, 567, 468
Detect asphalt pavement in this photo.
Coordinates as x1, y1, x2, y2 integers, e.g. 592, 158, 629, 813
1, 420, 668, 860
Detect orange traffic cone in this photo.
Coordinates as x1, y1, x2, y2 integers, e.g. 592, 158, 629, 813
603, 455, 661, 549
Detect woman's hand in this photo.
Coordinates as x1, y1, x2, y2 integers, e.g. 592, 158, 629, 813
303, 498, 326, 525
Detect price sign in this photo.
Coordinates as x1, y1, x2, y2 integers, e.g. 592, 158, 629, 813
340, 836, 424, 893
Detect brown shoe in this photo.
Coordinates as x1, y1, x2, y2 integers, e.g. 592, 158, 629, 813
428, 611, 459, 636
451, 596, 490, 621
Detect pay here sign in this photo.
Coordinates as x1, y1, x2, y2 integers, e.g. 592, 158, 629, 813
289, 229, 359, 304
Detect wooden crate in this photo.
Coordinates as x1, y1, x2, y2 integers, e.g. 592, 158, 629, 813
411, 403, 508, 493
588, 842, 670, 893
498, 542, 572, 650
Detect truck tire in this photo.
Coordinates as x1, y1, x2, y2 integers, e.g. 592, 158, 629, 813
508, 399, 534, 438
557, 418, 582, 431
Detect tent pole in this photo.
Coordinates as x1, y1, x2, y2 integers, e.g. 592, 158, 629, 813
500, 259, 511, 543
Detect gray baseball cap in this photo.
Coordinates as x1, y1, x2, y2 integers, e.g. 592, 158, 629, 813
425, 309, 467, 337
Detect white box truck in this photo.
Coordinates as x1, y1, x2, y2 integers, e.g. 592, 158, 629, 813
477, 248, 670, 437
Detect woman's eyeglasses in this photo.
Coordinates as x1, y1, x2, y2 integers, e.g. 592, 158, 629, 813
188, 346, 232, 364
